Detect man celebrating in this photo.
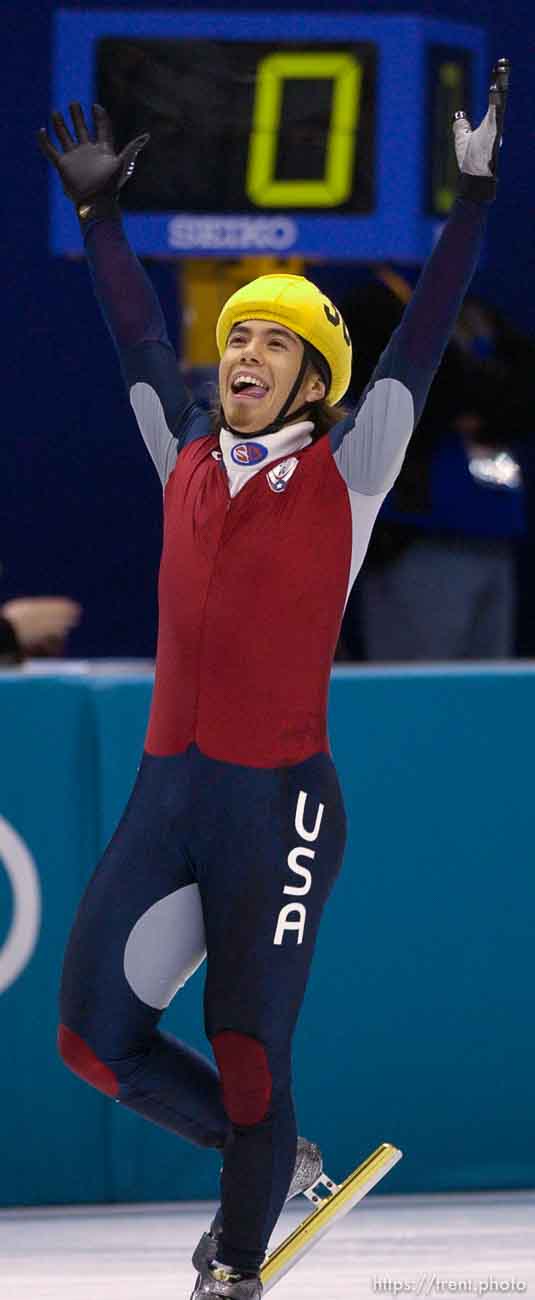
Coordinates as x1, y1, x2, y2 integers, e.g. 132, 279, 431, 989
39, 60, 509, 1300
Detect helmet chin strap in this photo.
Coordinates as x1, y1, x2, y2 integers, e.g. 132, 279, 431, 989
221, 348, 320, 439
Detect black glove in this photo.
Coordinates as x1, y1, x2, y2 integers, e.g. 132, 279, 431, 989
452, 58, 511, 202
38, 101, 149, 224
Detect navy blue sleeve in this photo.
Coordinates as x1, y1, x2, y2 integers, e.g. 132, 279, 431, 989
331, 195, 492, 497
84, 216, 209, 483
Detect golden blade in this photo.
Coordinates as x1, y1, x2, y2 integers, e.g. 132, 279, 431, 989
260, 1142, 403, 1293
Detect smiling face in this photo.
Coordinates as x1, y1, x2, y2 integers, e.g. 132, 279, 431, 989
219, 319, 326, 435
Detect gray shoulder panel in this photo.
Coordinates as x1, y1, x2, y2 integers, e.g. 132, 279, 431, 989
130, 381, 179, 488
332, 378, 414, 496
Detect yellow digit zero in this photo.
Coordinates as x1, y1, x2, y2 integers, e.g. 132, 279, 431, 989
246, 51, 362, 209
434, 59, 463, 214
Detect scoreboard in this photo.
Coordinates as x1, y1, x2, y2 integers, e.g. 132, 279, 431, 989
51, 10, 487, 261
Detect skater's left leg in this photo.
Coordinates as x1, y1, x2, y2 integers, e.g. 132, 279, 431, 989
193, 749, 347, 1277
211, 1032, 297, 1275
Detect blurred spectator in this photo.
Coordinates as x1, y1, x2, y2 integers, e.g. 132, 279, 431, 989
339, 273, 535, 660
0, 596, 82, 666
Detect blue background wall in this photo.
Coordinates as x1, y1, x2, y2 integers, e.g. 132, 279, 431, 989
3, 0, 535, 657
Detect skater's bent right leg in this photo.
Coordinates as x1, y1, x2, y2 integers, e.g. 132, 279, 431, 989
58, 753, 229, 1150
58, 1016, 227, 1149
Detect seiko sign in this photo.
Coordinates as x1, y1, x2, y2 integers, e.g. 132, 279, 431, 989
167, 215, 298, 252
0, 815, 41, 993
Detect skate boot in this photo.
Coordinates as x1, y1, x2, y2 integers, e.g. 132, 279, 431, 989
191, 1137, 322, 1273
190, 1258, 262, 1300
286, 1136, 323, 1200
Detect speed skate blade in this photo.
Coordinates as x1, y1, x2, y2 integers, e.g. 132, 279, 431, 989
260, 1141, 403, 1293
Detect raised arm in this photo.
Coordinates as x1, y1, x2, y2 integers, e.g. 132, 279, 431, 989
82, 213, 205, 486
38, 103, 209, 485
332, 60, 511, 499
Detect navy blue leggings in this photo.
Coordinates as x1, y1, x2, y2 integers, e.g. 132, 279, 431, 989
59, 745, 346, 1272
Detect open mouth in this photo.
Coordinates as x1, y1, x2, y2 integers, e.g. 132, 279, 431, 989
231, 373, 269, 399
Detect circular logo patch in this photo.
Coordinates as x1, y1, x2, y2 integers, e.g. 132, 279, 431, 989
231, 442, 268, 466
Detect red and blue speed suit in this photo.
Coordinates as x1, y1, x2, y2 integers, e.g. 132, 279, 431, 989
59, 188, 493, 1273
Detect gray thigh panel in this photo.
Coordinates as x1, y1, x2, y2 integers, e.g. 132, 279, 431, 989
123, 883, 206, 1010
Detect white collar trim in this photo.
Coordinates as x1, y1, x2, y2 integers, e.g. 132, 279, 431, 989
219, 420, 314, 498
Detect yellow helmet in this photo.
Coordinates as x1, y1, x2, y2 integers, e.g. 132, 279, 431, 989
216, 274, 352, 406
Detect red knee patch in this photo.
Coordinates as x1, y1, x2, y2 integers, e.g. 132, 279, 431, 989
212, 1030, 272, 1126
58, 1024, 119, 1099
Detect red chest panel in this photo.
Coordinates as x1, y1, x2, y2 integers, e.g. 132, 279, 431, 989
146, 433, 352, 766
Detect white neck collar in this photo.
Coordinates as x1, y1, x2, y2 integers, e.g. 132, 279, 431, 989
219, 420, 314, 498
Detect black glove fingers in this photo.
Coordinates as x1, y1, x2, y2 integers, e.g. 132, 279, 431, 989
69, 101, 90, 144
116, 133, 150, 189
488, 58, 510, 176
117, 134, 150, 167
92, 103, 115, 149
51, 110, 76, 153
494, 58, 511, 94
37, 127, 61, 165
489, 58, 510, 112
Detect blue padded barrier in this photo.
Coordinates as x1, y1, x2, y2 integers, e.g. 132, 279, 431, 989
1, 666, 533, 1203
